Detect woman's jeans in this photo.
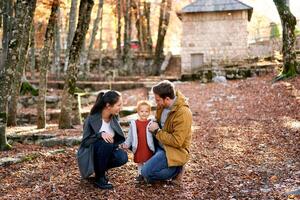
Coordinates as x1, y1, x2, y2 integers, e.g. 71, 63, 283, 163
93, 139, 128, 178
141, 147, 181, 182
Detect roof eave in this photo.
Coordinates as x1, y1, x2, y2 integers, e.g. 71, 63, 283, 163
179, 8, 253, 22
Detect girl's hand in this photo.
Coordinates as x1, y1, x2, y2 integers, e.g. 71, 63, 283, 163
121, 143, 129, 149
119, 143, 130, 152
101, 132, 114, 143
148, 121, 159, 132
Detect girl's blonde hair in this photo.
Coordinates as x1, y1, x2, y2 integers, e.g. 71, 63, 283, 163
136, 100, 152, 111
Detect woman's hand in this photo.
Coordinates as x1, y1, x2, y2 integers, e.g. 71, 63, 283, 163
101, 132, 114, 143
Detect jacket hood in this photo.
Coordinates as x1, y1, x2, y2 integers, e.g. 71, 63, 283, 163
171, 90, 189, 112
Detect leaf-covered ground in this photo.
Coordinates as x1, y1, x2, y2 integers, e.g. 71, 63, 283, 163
1, 73, 299, 199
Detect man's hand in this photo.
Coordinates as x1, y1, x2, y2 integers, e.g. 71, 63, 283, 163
101, 132, 114, 143
148, 121, 159, 133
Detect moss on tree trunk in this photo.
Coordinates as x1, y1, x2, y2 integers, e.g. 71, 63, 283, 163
7, 0, 37, 126
37, 0, 59, 129
0, 0, 36, 151
273, 0, 298, 81
59, 0, 94, 129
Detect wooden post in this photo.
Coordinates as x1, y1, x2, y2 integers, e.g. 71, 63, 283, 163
72, 93, 82, 125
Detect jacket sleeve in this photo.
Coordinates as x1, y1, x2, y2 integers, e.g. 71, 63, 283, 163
81, 118, 98, 147
156, 107, 192, 148
124, 123, 133, 147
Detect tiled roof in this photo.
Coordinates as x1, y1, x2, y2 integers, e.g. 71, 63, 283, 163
180, 0, 253, 20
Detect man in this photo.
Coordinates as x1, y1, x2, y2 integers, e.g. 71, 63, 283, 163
141, 80, 193, 183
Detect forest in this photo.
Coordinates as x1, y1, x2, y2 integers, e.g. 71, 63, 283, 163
0, 0, 299, 199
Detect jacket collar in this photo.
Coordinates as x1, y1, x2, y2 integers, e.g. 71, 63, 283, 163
156, 90, 188, 121
89, 112, 102, 134
89, 112, 124, 137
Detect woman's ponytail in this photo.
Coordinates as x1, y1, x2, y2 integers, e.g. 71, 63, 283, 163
90, 90, 121, 115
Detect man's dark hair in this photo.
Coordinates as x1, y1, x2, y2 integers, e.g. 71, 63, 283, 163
152, 80, 175, 99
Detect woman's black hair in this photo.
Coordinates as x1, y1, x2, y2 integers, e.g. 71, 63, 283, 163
90, 90, 121, 115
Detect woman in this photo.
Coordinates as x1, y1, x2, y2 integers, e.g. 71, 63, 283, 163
77, 90, 128, 189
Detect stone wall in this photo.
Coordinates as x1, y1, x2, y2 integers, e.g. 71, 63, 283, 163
181, 64, 277, 83
248, 36, 300, 58
296, 36, 300, 49
181, 10, 249, 73
247, 39, 281, 58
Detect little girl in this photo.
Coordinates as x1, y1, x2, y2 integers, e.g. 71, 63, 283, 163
123, 100, 155, 182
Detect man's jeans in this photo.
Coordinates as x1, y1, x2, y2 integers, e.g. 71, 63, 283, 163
141, 147, 181, 182
93, 139, 128, 178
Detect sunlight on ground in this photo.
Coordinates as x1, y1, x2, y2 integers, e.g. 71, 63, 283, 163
6, 124, 58, 135
281, 116, 300, 131
216, 122, 265, 156
222, 139, 245, 155
217, 124, 284, 165
215, 126, 246, 155
192, 125, 201, 132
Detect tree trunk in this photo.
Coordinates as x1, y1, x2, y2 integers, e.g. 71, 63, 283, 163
63, 12, 69, 49
29, 22, 36, 79
51, 6, 61, 76
285, 0, 289, 6
64, 0, 78, 72
134, 1, 151, 54
116, 0, 122, 57
122, 0, 131, 65
98, 0, 104, 71
136, 0, 144, 52
273, 0, 298, 80
0, 0, 3, 28
59, 0, 94, 129
7, 0, 37, 126
79, 37, 87, 77
37, 0, 59, 129
140, 2, 148, 53
87, 0, 104, 66
144, 1, 152, 55
0, 0, 32, 151
1, 0, 13, 68
152, 0, 172, 75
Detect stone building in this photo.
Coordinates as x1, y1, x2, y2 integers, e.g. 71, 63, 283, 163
178, 0, 253, 74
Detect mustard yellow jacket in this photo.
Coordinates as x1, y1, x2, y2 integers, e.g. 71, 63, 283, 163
155, 91, 192, 167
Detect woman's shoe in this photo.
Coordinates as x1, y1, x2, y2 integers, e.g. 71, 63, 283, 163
95, 177, 113, 189
104, 173, 109, 182
95, 174, 109, 183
